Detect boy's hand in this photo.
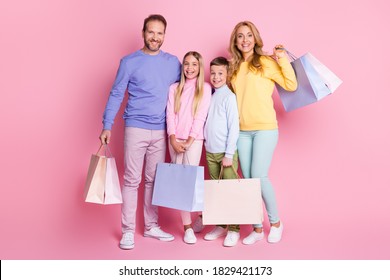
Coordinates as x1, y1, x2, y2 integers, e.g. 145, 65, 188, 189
222, 157, 233, 167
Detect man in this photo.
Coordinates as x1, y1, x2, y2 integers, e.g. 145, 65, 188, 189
99, 14, 181, 250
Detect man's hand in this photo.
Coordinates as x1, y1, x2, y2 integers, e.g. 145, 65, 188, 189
99, 129, 111, 145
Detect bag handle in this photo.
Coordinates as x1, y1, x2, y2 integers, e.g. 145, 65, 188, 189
277, 48, 298, 61
218, 165, 241, 181
96, 144, 113, 157
285, 49, 298, 61
171, 151, 191, 166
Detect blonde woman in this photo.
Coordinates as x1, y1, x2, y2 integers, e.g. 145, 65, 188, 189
166, 51, 212, 244
228, 21, 297, 244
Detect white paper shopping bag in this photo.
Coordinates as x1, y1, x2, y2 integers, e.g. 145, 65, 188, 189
203, 177, 263, 225
84, 144, 122, 204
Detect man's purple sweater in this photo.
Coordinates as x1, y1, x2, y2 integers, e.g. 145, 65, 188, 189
103, 50, 181, 130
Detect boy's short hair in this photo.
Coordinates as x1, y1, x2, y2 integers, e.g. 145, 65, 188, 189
210, 56, 229, 69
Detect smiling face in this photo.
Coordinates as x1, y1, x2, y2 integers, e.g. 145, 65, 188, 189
183, 54, 200, 80
235, 25, 255, 60
210, 65, 227, 89
142, 20, 165, 55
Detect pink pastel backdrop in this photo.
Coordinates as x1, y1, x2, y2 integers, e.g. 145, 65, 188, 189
1, 0, 389, 260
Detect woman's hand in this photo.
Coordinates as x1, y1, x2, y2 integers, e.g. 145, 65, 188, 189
273, 44, 287, 59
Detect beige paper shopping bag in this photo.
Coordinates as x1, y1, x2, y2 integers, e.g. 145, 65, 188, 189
84, 144, 122, 204
203, 177, 263, 225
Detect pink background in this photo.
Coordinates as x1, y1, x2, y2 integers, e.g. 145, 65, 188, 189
1, 0, 389, 260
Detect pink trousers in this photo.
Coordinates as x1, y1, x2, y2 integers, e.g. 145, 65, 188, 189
168, 139, 203, 226
121, 127, 166, 233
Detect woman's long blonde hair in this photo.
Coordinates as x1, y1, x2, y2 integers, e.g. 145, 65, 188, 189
228, 21, 269, 79
174, 51, 205, 116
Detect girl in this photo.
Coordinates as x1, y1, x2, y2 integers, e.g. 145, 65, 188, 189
166, 51, 212, 244
228, 21, 297, 244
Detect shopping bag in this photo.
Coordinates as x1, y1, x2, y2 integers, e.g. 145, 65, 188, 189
84, 144, 122, 204
152, 162, 204, 212
203, 171, 263, 225
277, 51, 342, 112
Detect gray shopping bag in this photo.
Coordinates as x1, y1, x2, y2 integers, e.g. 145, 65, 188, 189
277, 51, 342, 112
152, 162, 204, 211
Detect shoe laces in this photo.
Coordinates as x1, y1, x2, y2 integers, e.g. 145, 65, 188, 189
227, 231, 238, 240
185, 228, 195, 237
123, 232, 133, 241
210, 227, 222, 235
151, 227, 163, 234
269, 225, 282, 235
247, 231, 261, 241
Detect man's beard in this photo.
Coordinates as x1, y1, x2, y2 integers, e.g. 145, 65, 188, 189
144, 39, 162, 52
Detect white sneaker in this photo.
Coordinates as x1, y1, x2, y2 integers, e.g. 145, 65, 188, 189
119, 232, 135, 250
192, 216, 204, 233
183, 228, 197, 244
204, 226, 227, 241
268, 222, 283, 243
223, 231, 240, 247
143, 227, 174, 241
242, 230, 264, 245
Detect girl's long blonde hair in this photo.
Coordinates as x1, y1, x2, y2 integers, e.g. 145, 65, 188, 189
228, 21, 269, 79
174, 51, 205, 116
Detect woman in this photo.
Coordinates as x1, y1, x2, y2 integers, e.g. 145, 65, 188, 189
228, 21, 297, 244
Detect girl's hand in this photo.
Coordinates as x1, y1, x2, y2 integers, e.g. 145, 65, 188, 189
274, 44, 287, 59
183, 136, 195, 151
222, 157, 233, 167
172, 141, 185, 153
170, 135, 186, 154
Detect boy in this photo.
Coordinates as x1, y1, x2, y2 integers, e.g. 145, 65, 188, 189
203, 57, 240, 247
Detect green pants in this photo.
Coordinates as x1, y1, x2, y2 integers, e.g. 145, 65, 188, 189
206, 151, 240, 232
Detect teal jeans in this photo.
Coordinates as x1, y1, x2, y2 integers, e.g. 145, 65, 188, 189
237, 129, 279, 228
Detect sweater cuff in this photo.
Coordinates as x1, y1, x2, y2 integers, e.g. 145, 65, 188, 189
278, 56, 290, 65
189, 132, 198, 139
103, 123, 113, 130
224, 153, 234, 159
167, 130, 175, 137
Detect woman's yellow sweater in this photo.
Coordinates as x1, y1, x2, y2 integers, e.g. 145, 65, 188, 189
231, 56, 297, 130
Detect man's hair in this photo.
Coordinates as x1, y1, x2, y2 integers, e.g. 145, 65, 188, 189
142, 14, 167, 32
210, 56, 229, 68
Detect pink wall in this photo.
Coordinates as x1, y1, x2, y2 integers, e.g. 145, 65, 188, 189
1, 0, 389, 259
